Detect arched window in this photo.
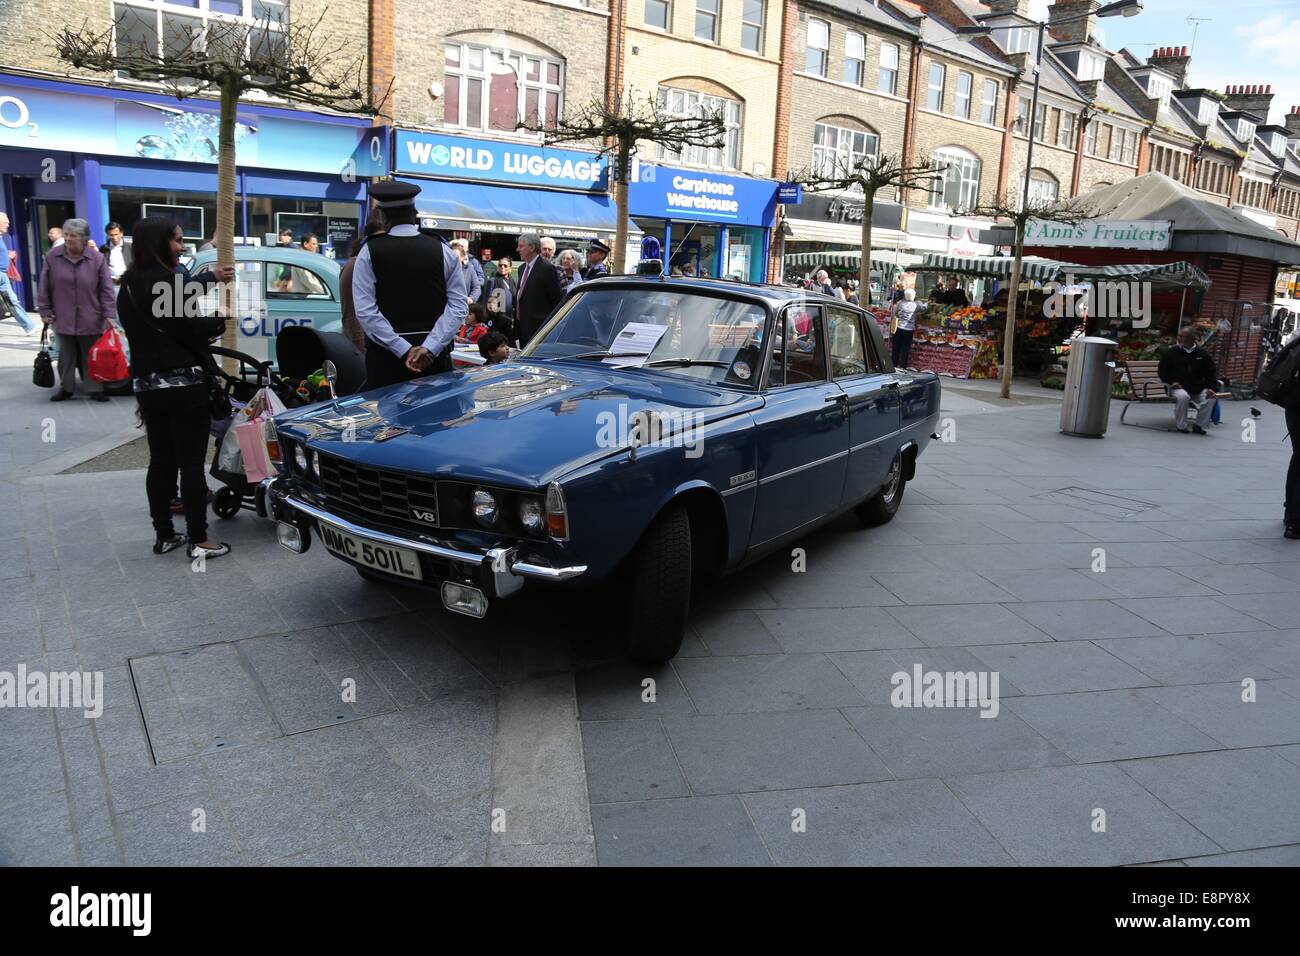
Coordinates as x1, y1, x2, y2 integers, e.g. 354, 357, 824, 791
444, 39, 563, 132
1021, 169, 1060, 206
929, 146, 981, 211
812, 120, 880, 185
656, 84, 743, 170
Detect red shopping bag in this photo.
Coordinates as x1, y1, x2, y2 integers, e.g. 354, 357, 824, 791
87, 326, 129, 382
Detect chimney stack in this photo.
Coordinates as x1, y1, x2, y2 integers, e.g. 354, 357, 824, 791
1148, 45, 1191, 89
986, 0, 1032, 15
1224, 84, 1274, 122
1283, 105, 1300, 142
1047, 0, 1099, 45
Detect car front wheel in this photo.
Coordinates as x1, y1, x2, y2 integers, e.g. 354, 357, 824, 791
624, 504, 692, 663
856, 453, 906, 526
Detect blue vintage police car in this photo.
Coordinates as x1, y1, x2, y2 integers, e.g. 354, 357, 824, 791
265, 277, 941, 662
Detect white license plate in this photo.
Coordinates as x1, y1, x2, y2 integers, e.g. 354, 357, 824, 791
318, 521, 423, 581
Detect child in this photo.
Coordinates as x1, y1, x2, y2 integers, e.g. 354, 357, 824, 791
478, 331, 510, 364
457, 302, 489, 344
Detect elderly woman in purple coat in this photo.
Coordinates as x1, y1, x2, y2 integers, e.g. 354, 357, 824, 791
36, 218, 117, 402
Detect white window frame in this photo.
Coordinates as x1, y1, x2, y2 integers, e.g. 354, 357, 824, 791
1077, 51, 1104, 81
930, 147, 981, 211
806, 18, 829, 77
695, 0, 719, 43
980, 79, 998, 125
740, 0, 765, 54
1057, 110, 1075, 148
844, 31, 865, 87
1014, 96, 1029, 136
112, 0, 287, 72
955, 71, 972, 119
879, 42, 899, 95
812, 121, 880, 189
927, 62, 945, 112
444, 41, 565, 134
657, 86, 743, 171
1022, 170, 1060, 206
644, 0, 671, 30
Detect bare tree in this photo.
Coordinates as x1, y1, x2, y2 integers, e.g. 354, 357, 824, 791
794, 153, 942, 300
960, 192, 1097, 399
52, 9, 384, 351
519, 91, 726, 274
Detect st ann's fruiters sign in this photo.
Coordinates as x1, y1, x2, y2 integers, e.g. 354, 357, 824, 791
1025, 219, 1173, 250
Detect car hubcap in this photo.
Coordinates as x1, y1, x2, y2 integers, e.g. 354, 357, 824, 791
882, 458, 901, 504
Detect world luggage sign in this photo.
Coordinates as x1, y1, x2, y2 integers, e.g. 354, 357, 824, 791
394, 130, 608, 192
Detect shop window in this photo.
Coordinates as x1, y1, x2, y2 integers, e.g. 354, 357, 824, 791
980, 80, 998, 125
929, 147, 981, 211
827, 308, 868, 378
926, 63, 945, 111
844, 32, 865, 87
805, 19, 829, 77
879, 42, 899, 95
812, 122, 879, 185
645, 0, 671, 30
112, 0, 286, 78
741, 0, 765, 53
695, 0, 719, 42
656, 86, 742, 170
444, 41, 564, 132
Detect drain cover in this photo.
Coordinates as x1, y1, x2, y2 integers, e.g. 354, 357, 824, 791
1031, 487, 1159, 519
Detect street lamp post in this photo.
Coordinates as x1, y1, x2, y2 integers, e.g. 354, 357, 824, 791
958, 0, 1142, 211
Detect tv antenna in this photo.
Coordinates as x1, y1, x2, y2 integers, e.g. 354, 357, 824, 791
1186, 16, 1211, 57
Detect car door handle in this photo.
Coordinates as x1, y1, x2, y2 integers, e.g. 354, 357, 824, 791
884, 381, 901, 389
824, 393, 848, 403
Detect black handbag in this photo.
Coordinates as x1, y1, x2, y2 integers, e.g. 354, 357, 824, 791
33, 326, 55, 388
124, 281, 232, 420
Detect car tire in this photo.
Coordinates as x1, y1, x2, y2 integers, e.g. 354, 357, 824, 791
856, 453, 906, 526
624, 504, 692, 663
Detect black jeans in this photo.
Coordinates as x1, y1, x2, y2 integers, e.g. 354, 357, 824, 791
138, 385, 211, 543
1286, 403, 1300, 526
891, 327, 914, 369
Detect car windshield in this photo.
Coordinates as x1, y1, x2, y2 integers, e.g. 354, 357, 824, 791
522, 286, 769, 387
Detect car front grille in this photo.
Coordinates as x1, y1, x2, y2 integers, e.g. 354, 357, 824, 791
317, 453, 439, 527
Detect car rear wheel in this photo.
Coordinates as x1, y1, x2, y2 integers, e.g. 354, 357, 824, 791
624, 504, 692, 663
856, 453, 906, 526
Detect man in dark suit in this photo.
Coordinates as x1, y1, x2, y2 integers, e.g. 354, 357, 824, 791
513, 233, 563, 346
481, 257, 517, 326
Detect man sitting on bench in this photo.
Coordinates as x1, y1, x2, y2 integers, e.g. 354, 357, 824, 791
1158, 327, 1219, 434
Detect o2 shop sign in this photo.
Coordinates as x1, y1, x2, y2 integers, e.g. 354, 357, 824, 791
396, 130, 608, 191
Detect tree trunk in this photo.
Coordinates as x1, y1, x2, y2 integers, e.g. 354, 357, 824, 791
1000, 219, 1025, 400
217, 77, 238, 370
859, 190, 874, 302
612, 140, 630, 275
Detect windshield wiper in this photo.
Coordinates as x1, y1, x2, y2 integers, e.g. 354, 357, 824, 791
565, 350, 658, 361
615, 356, 731, 369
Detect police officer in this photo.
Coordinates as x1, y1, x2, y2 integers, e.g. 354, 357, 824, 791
351, 180, 467, 388
581, 238, 611, 280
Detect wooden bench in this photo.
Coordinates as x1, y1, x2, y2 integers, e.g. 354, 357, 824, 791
1118, 360, 1173, 429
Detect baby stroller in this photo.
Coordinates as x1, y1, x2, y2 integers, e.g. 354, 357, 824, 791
207, 329, 365, 519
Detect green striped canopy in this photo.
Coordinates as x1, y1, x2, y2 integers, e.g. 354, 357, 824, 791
919, 254, 1080, 283
1072, 261, 1211, 290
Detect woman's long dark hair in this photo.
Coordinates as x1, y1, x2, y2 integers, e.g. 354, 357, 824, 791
125, 216, 180, 278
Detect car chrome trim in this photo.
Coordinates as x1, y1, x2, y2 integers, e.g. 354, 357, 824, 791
720, 481, 757, 497
757, 448, 849, 485
850, 429, 902, 453
277, 492, 586, 582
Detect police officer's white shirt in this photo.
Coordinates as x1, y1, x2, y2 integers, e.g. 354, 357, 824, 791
351, 224, 468, 358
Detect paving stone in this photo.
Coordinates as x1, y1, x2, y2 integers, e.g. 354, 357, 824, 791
946, 764, 1220, 866
1112, 597, 1269, 636
351, 793, 489, 866
673, 654, 865, 714
1182, 846, 1300, 866
1008, 689, 1224, 762
1004, 600, 1165, 641
761, 568, 904, 609
967, 641, 1156, 694
118, 797, 243, 866
1170, 564, 1299, 595
591, 795, 770, 867
980, 568, 1125, 602
581, 720, 690, 804
688, 608, 783, 656
575, 660, 695, 720
871, 571, 1018, 605
1138, 681, 1300, 748
756, 607, 920, 653
1096, 634, 1285, 685
828, 647, 1026, 706
744, 780, 1014, 866
223, 783, 348, 865
1121, 749, 1300, 852
1213, 592, 1300, 630
489, 841, 596, 866
883, 603, 1048, 647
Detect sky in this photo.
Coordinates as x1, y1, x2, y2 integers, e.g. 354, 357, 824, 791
1028, 0, 1300, 127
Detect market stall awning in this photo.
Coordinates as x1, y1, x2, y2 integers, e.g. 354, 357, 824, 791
398, 177, 625, 241
1069, 261, 1211, 290
919, 253, 1080, 283
785, 250, 925, 272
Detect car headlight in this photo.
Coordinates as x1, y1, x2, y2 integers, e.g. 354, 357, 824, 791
471, 488, 498, 526
293, 444, 311, 474
518, 497, 545, 534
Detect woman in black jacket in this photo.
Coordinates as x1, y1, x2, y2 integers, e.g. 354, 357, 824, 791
118, 217, 234, 559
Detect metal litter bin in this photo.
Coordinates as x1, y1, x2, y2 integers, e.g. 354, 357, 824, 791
1060, 336, 1119, 437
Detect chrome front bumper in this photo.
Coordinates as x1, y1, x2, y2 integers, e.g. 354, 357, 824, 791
265, 477, 586, 598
